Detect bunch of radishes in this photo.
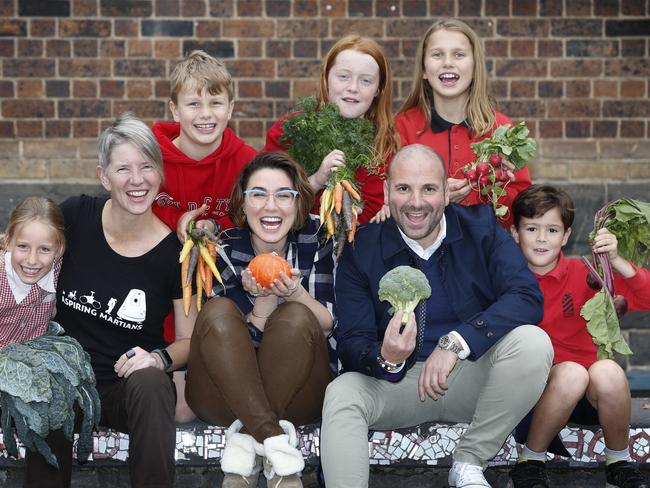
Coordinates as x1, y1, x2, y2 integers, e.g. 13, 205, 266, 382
461, 154, 513, 219
464, 156, 510, 187
464, 122, 537, 219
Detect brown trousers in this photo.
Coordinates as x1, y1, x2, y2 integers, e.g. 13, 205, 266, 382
185, 297, 333, 443
23, 367, 176, 488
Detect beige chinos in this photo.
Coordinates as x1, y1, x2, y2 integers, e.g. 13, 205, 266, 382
321, 324, 553, 488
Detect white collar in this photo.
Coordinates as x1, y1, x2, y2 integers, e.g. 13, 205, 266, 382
398, 215, 447, 261
4, 251, 57, 304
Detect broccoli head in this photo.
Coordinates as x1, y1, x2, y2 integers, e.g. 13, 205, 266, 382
378, 265, 432, 324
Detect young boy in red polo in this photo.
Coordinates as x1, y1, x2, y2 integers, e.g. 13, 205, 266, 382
509, 185, 650, 488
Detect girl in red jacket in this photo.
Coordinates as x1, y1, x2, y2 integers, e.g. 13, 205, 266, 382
395, 18, 531, 229
264, 35, 400, 224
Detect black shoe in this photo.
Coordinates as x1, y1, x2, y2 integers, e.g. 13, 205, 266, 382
606, 461, 649, 488
509, 460, 550, 488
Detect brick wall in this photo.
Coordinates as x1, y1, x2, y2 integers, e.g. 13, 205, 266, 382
0, 0, 648, 184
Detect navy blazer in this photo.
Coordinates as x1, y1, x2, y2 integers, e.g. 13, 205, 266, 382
335, 203, 544, 379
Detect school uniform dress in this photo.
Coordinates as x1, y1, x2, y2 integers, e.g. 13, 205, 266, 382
0, 252, 60, 348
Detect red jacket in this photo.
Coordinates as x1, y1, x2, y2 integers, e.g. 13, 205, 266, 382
264, 116, 386, 225
152, 122, 257, 232
536, 253, 650, 368
395, 107, 531, 229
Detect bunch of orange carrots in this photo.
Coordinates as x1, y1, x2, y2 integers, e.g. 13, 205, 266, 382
178, 226, 223, 316
320, 179, 361, 255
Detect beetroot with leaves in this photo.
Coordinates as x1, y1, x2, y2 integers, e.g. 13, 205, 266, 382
580, 199, 650, 359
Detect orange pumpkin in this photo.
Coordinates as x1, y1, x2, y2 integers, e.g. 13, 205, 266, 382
248, 252, 292, 288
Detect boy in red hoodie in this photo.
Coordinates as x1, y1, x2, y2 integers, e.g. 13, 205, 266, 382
509, 185, 650, 488
153, 51, 256, 423
152, 50, 256, 241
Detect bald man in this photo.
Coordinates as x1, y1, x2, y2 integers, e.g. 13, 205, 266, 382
321, 144, 553, 488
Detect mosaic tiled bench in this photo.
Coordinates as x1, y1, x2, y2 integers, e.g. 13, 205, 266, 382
1, 418, 649, 469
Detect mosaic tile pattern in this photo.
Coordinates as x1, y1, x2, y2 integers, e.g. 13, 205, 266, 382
1, 424, 649, 467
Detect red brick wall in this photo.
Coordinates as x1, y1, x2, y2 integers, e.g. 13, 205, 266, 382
0, 0, 648, 183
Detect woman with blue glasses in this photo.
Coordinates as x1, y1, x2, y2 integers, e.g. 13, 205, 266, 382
185, 151, 336, 488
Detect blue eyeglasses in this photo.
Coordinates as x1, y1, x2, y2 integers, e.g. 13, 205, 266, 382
243, 189, 299, 208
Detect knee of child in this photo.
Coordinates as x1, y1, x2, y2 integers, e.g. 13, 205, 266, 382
550, 362, 590, 395
588, 359, 628, 394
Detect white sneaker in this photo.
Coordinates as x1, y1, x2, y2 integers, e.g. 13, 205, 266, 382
448, 461, 492, 487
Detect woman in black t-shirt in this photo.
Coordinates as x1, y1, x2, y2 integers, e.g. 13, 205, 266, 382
24, 113, 198, 488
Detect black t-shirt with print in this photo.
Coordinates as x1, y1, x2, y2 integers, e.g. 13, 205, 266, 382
56, 195, 182, 383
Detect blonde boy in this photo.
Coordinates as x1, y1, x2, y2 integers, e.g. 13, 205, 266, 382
152, 50, 256, 240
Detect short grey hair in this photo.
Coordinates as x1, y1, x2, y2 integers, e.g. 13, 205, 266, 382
97, 112, 163, 179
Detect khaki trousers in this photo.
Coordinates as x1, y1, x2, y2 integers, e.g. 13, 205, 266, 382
321, 325, 553, 488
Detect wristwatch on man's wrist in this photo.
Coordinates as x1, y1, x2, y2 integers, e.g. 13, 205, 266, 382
437, 334, 463, 354
377, 353, 404, 373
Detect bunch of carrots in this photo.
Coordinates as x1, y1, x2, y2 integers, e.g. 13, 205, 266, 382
320, 179, 362, 256
178, 226, 223, 316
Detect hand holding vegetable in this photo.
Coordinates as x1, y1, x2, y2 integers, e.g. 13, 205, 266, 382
378, 266, 432, 324
281, 96, 379, 249
269, 269, 303, 299
176, 204, 209, 242
242, 268, 274, 297
461, 122, 536, 219
579, 199, 650, 359
592, 228, 635, 279
320, 180, 363, 254
447, 176, 472, 204
178, 225, 223, 316
369, 204, 391, 224
380, 310, 417, 365
309, 149, 346, 191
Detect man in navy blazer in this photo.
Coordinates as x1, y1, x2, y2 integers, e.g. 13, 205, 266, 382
321, 144, 553, 488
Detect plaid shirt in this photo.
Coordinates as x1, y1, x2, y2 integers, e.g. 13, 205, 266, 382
214, 215, 337, 369
0, 252, 61, 348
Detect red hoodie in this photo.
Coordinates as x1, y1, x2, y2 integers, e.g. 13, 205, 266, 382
264, 116, 386, 225
152, 122, 257, 232
396, 107, 531, 229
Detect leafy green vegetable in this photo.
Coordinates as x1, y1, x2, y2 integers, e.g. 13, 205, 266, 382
579, 198, 650, 360
581, 289, 632, 360
378, 266, 432, 324
280, 96, 379, 186
0, 321, 100, 467
589, 199, 650, 268
470, 121, 537, 170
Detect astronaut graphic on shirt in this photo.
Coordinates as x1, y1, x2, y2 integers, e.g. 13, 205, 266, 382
61, 288, 147, 329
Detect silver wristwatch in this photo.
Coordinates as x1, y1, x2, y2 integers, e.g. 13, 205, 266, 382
437, 334, 463, 354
